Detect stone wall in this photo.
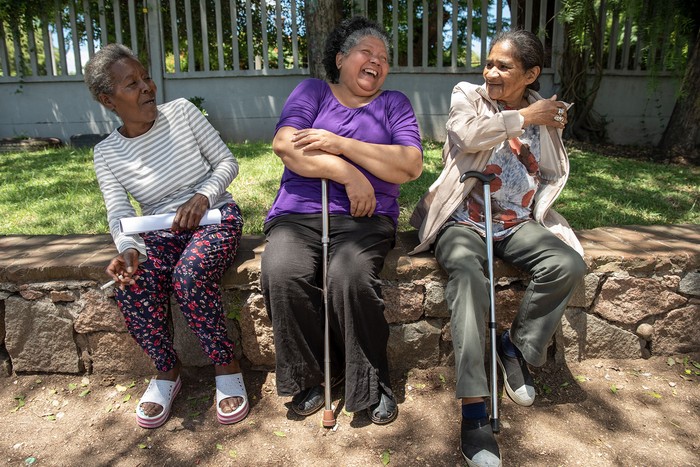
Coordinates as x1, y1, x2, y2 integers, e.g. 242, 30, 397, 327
1, 225, 699, 377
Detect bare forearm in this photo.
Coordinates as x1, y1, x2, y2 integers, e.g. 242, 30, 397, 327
336, 138, 423, 184
273, 128, 363, 184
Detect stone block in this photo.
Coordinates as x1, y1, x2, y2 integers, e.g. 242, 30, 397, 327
74, 289, 126, 333
653, 304, 700, 355
561, 308, 644, 361
568, 273, 602, 308
592, 276, 687, 325
5, 296, 80, 373
679, 272, 700, 297
383, 283, 424, 324
19, 289, 44, 300
0, 345, 11, 377
50, 290, 77, 302
87, 331, 154, 375
237, 292, 275, 369
0, 282, 19, 295
387, 319, 441, 370
424, 282, 449, 318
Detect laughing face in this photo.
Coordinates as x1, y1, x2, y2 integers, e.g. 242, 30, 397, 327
483, 40, 538, 108
336, 36, 389, 99
98, 57, 158, 137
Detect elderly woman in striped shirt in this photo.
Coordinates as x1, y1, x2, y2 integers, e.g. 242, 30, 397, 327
84, 43, 248, 429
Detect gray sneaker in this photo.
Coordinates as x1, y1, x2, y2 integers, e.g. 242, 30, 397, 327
496, 337, 535, 407
461, 417, 502, 467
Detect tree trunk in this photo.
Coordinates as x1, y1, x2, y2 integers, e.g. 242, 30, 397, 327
658, 28, 700, 163
305, 0, 343, 79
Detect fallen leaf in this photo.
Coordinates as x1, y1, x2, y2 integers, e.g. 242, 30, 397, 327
610, 384, 618, 394
414, 383, 426, 390
12, 395, 26, 412
68, 383, 78, 391
647, 391, 662, 399
575, 375, 587, 382
138, 443, 148, 449
115, 384, 128, 392
438, 374, 446, 384
560, 382, 570, 388
666, 357, 676, 366
24, 457, 37, 465
228, 450, 237, 459
381, 449, 391, 465
273, 431, 286, 437
123, 394, 132, 403
78, 389, 90, 397
45, 414, 56, 421
216, 444, 223, 450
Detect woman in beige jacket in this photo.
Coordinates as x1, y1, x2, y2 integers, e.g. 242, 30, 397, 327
410, 30, 586, 467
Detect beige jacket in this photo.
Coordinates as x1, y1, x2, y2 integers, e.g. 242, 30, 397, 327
409, 82, 583, 256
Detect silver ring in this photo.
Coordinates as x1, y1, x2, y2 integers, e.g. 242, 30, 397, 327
554, 115, 564, 123
557, 107, 565, 116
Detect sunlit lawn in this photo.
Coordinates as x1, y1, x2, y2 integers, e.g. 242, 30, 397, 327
0, 141, 697, 236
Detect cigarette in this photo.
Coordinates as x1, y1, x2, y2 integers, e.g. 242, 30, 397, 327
100, 274, 124, 290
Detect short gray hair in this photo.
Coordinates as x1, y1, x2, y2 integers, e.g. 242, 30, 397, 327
84, 43, 138, 101
340, 28, 390, 58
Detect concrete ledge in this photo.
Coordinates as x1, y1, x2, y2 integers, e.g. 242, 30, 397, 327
1, 225, 699, 376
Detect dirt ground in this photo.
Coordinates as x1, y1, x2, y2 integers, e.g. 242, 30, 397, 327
1, 356, 699, 467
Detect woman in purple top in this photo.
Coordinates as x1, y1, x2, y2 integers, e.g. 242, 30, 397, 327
261, 16, 423, 425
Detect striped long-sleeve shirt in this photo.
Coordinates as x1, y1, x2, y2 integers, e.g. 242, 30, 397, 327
93, 97, 238, 257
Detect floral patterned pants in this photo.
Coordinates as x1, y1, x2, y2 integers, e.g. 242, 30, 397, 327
115, 203, 243, 372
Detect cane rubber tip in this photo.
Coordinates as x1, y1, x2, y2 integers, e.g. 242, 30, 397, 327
322, 410, 336, 428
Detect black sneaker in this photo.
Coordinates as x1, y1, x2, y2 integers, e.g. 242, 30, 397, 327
291, 386, 324, 416
496, 335, 535, 407
461, 417, 502, 467
367, 390, 398, 425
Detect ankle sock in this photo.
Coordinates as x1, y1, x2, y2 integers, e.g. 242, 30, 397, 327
462, 402, 488, 420
501, 330, 520, 358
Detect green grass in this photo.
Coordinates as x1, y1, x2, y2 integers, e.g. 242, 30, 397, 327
0, 142, 697, 236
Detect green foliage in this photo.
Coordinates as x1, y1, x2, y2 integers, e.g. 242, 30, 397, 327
187, 96, 209, 117
0, 141, 697, 236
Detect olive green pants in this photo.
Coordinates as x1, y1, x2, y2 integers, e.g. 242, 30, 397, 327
434, 221, 586, 399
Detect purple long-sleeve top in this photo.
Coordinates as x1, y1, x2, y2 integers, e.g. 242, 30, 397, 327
266, 78, 423, 225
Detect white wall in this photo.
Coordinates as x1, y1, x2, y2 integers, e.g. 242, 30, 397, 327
0, 72, 679, 146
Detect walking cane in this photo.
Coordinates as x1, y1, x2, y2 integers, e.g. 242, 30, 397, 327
321, 179, 336, 428
459, 171, 500, 433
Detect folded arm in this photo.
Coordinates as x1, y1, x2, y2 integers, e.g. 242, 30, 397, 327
289, 127, 423, 184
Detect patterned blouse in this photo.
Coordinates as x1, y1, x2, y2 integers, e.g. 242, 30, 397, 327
451, 124, 541, 240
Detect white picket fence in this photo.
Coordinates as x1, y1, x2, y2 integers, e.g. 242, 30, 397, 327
0, 0, 685, 81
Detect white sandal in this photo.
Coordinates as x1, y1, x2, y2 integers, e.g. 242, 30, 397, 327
135, 377, 181, 429
215, 373, 250, 424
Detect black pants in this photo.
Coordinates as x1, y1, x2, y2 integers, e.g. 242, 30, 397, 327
261, 213, 395, 412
